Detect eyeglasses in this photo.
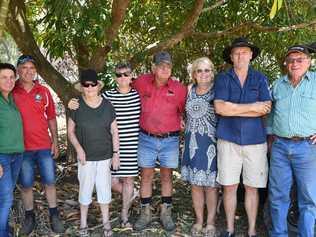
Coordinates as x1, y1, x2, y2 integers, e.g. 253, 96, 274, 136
81, 82, 98, 88
115, 72, 131, 78
196, 69, 211, 74
285, 57, 308, 64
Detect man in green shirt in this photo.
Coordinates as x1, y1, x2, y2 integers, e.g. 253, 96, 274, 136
0, 63, 24, 237
267, 43, 316, 237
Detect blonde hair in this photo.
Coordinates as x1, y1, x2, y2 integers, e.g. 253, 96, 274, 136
190, 57, 215, 84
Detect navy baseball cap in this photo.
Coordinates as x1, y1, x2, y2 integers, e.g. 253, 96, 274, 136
153, 51, 172, 65
17, 55, 36, 66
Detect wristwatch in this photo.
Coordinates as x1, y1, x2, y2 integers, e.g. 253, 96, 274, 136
113, 151, 119, 154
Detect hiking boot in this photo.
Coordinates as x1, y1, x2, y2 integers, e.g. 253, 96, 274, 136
21, 213, 36, 235
134, 204, 152, 231
50, 214, 64, 233
220, 231, 235, 237
160, 203, 176, 231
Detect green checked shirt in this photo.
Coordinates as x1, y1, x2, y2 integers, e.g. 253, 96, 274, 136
267, 71, 316, 137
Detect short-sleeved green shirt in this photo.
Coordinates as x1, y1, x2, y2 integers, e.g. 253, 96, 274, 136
69, 96, 116, 161
0, 93, 24, 153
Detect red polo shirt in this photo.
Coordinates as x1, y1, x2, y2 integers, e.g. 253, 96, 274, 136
12, 80, 56, 151
133, 73, 187, 134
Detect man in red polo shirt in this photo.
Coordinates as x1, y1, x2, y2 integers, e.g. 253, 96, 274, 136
134, 52, 187, 231
12, 55, 64, 234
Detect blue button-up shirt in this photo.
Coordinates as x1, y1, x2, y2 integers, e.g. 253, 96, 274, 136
267, 71, 316, 137
214, 67, 271, 145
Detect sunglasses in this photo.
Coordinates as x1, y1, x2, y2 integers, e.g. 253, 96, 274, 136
17, 55, 35, 66
196, 68, 211, 74
115, 72, 131, 78
285, 57, 308, 64
81, 82, 98, 88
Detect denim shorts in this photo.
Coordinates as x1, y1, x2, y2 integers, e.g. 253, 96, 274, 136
19, 149, 56, 188
137, 132, 179, 168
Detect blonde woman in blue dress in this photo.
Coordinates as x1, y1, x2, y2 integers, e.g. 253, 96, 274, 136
181, 57, 218, 237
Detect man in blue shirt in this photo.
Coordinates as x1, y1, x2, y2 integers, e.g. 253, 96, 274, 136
214, 37, 272, 237
267, 43, 316, 237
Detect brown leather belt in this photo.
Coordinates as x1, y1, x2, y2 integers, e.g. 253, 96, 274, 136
140, 128, 180, 138
277, 136, 310, 141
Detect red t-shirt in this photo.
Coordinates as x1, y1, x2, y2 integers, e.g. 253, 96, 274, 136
12, 80, 56, 151
133, 73, 187, 134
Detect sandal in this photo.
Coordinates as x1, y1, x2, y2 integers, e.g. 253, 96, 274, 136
79, 227, 90, 237
203, 224, 216, 237
103, 222, 113, 237
121, 219, 133, 229
191, 223, 203, 237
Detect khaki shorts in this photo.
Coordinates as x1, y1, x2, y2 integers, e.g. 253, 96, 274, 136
216, 139, 268, 188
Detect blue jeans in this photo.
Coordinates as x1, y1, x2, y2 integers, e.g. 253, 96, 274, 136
19, 149, 55, 188
137, 132, 179, 168
269, 137, 316, 237
0, 153, 23, 237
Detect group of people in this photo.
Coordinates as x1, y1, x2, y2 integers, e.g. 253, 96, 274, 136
0, 36, 315, 237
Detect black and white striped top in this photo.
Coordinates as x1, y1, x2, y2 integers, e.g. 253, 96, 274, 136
103, 88, 141, 176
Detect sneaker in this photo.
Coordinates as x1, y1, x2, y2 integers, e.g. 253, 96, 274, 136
21, 214, 36, 235
50, 214, 64, 233
220, 231, 235, 237
160, 203, 176, 231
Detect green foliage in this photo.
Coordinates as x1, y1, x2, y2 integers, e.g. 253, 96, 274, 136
10, 0, 316, 86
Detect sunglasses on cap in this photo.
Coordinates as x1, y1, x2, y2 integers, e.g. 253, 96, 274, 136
81, 82, 98, 87
115, 72, 131, 78
17, 55, 36, 66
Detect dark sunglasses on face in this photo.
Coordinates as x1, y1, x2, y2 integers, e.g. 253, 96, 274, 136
115, 72, 131, 78
81, 82, 98, 88
196, 68, 211, 74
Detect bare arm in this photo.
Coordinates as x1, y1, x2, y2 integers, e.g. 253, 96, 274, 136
48, 118, 59, 159
0, 165, 3, 178
67, 118, 86, 165
110, 119, 120, 170
214, 100, 271, 117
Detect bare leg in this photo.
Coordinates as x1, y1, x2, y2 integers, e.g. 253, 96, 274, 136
80, 204, 89, 228
140, 168, 154, 198
192, 185, 205, 225
111, 177, 123, 193
21, 187, 34, 210
121, 177, 134, 221
160, 168, 173, 197
223, 184, 238, 233
244, 185, 258, 236
205, 187, 218, 226
45, 184, 57, 208
100, 203, 112, 236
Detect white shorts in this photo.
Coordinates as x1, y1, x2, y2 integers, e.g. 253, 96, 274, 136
216, 139, 268, 188
78, 159, 112, 205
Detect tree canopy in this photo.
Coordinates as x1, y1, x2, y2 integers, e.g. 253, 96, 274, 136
1, 0, 316, 103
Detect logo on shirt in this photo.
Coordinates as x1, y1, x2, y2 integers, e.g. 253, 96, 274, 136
34, 94, 42, 102
167, 90, 175, 96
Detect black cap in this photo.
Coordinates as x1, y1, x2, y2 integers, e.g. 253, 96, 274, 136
153, 51, 172, 65
223, 37, 260, 64
80, 69, 98, 83
286, 44, 316, 57
17, 55, 36, 67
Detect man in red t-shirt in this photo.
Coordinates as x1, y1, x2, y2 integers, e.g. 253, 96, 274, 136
12, 55, 64, 234
133, 52, 187, 231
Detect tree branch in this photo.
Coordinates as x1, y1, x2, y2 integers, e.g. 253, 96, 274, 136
0, 0, 10, 38
202, 0, 227, 13
191, 19, 316, 39
6, 0, 75, 103
130, 0, 205, 67
89, 0, 130, 71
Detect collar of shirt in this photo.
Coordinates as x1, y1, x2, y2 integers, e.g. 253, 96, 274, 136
226, 66, 255, 87
280, 71, 312, 84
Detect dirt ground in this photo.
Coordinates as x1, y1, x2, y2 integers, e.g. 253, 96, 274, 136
10, 163, 269, 237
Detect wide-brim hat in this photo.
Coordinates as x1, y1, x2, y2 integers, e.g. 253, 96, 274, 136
223, 37, 261, 64
74, 69, 105, 92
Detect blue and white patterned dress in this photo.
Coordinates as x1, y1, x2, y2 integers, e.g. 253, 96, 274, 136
181, 85, 217, 187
